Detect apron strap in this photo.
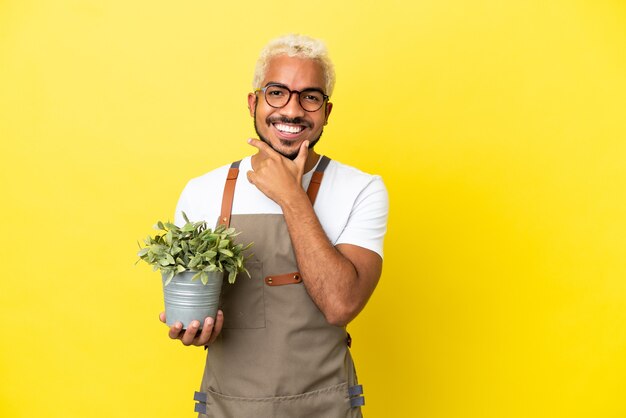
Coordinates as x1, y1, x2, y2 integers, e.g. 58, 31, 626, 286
306, 155, 331, 206
217, 160, 241, 227
217, 156, 331, 228
264, 272, 302, 286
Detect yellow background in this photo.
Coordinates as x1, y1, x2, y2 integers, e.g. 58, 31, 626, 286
1, 1, 625, 417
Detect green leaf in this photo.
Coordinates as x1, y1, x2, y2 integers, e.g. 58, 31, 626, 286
164, 270, 175, 286
218, 249, 234, 257
228, 270, 237, 284
137, 248, 149, 257
189, 255, 202, 269
202, 250, 217, 259
182, 223, 196, 232
150, 244, 165, 255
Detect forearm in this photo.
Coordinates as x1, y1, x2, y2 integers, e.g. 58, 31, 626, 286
245, 141, 382, 325
280, 189, 362, 326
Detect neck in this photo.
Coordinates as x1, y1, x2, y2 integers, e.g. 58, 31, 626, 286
303, 149, 321, 173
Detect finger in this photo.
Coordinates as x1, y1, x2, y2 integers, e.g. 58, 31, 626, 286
159, 312, 166, 323
246, 170, 256, 185
294, 140, 309, 172
193, 316, 215, 346
181, 320, 200, 346
168, 321, 183, 340
247, 138, 278, 158
208, 310, 224, 345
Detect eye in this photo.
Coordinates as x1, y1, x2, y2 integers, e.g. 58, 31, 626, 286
266, 86, 287, 97
302, 91, 322, 103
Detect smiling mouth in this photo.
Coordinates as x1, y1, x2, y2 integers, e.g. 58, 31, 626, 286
273, 123, 305, 134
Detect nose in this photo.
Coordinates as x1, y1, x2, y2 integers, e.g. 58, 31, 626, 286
279, 91, 306, 118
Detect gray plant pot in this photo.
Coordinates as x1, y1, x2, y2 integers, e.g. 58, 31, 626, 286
162, 271, 223, 329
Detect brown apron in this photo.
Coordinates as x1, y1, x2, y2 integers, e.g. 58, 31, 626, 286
193, 156, 365, 417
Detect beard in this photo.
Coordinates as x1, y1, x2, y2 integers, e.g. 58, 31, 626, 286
253, 106, 323, 160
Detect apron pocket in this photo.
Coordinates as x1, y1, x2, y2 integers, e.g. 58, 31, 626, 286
220, 261, 265, 329
198, 382, 356, 418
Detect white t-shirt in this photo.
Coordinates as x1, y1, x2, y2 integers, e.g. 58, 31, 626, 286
175, 156, 389, 257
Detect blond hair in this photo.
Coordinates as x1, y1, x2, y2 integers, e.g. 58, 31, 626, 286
252, 34, 336, 97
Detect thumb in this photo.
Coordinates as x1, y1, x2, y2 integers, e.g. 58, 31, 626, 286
294, 140, 309, 172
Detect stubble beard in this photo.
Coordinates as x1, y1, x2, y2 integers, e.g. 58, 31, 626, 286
253, 105, 323, 161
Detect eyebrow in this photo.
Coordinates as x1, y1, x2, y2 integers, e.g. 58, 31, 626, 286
264, 81, 326, 94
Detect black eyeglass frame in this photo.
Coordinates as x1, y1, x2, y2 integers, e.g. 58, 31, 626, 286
255, 83, 330, 112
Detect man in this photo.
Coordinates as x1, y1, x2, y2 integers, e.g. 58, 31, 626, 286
159, 34, 388, 417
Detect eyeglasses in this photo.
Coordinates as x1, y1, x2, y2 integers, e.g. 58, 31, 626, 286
256, 83, 329, 112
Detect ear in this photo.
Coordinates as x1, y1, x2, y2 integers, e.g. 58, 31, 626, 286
247, 92, 257, 117
323, 101, 333, 125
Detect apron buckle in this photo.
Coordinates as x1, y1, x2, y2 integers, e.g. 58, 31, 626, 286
193, 391, 207, 414
348, 384, 365, 408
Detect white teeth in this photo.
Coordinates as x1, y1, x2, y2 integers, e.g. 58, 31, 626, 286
274, 123, 304, 134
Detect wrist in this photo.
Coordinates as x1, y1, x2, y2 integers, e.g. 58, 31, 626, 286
279, 186, 310, 213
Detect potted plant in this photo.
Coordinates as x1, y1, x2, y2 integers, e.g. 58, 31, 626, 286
137, 212, 252, 329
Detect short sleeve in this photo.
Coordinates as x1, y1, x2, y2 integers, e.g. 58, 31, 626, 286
334, 176, 389, 258
174, 182, 193, 227
172, 163, 231, 227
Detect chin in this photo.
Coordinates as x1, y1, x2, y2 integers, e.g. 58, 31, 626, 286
275, 140, 300, 157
